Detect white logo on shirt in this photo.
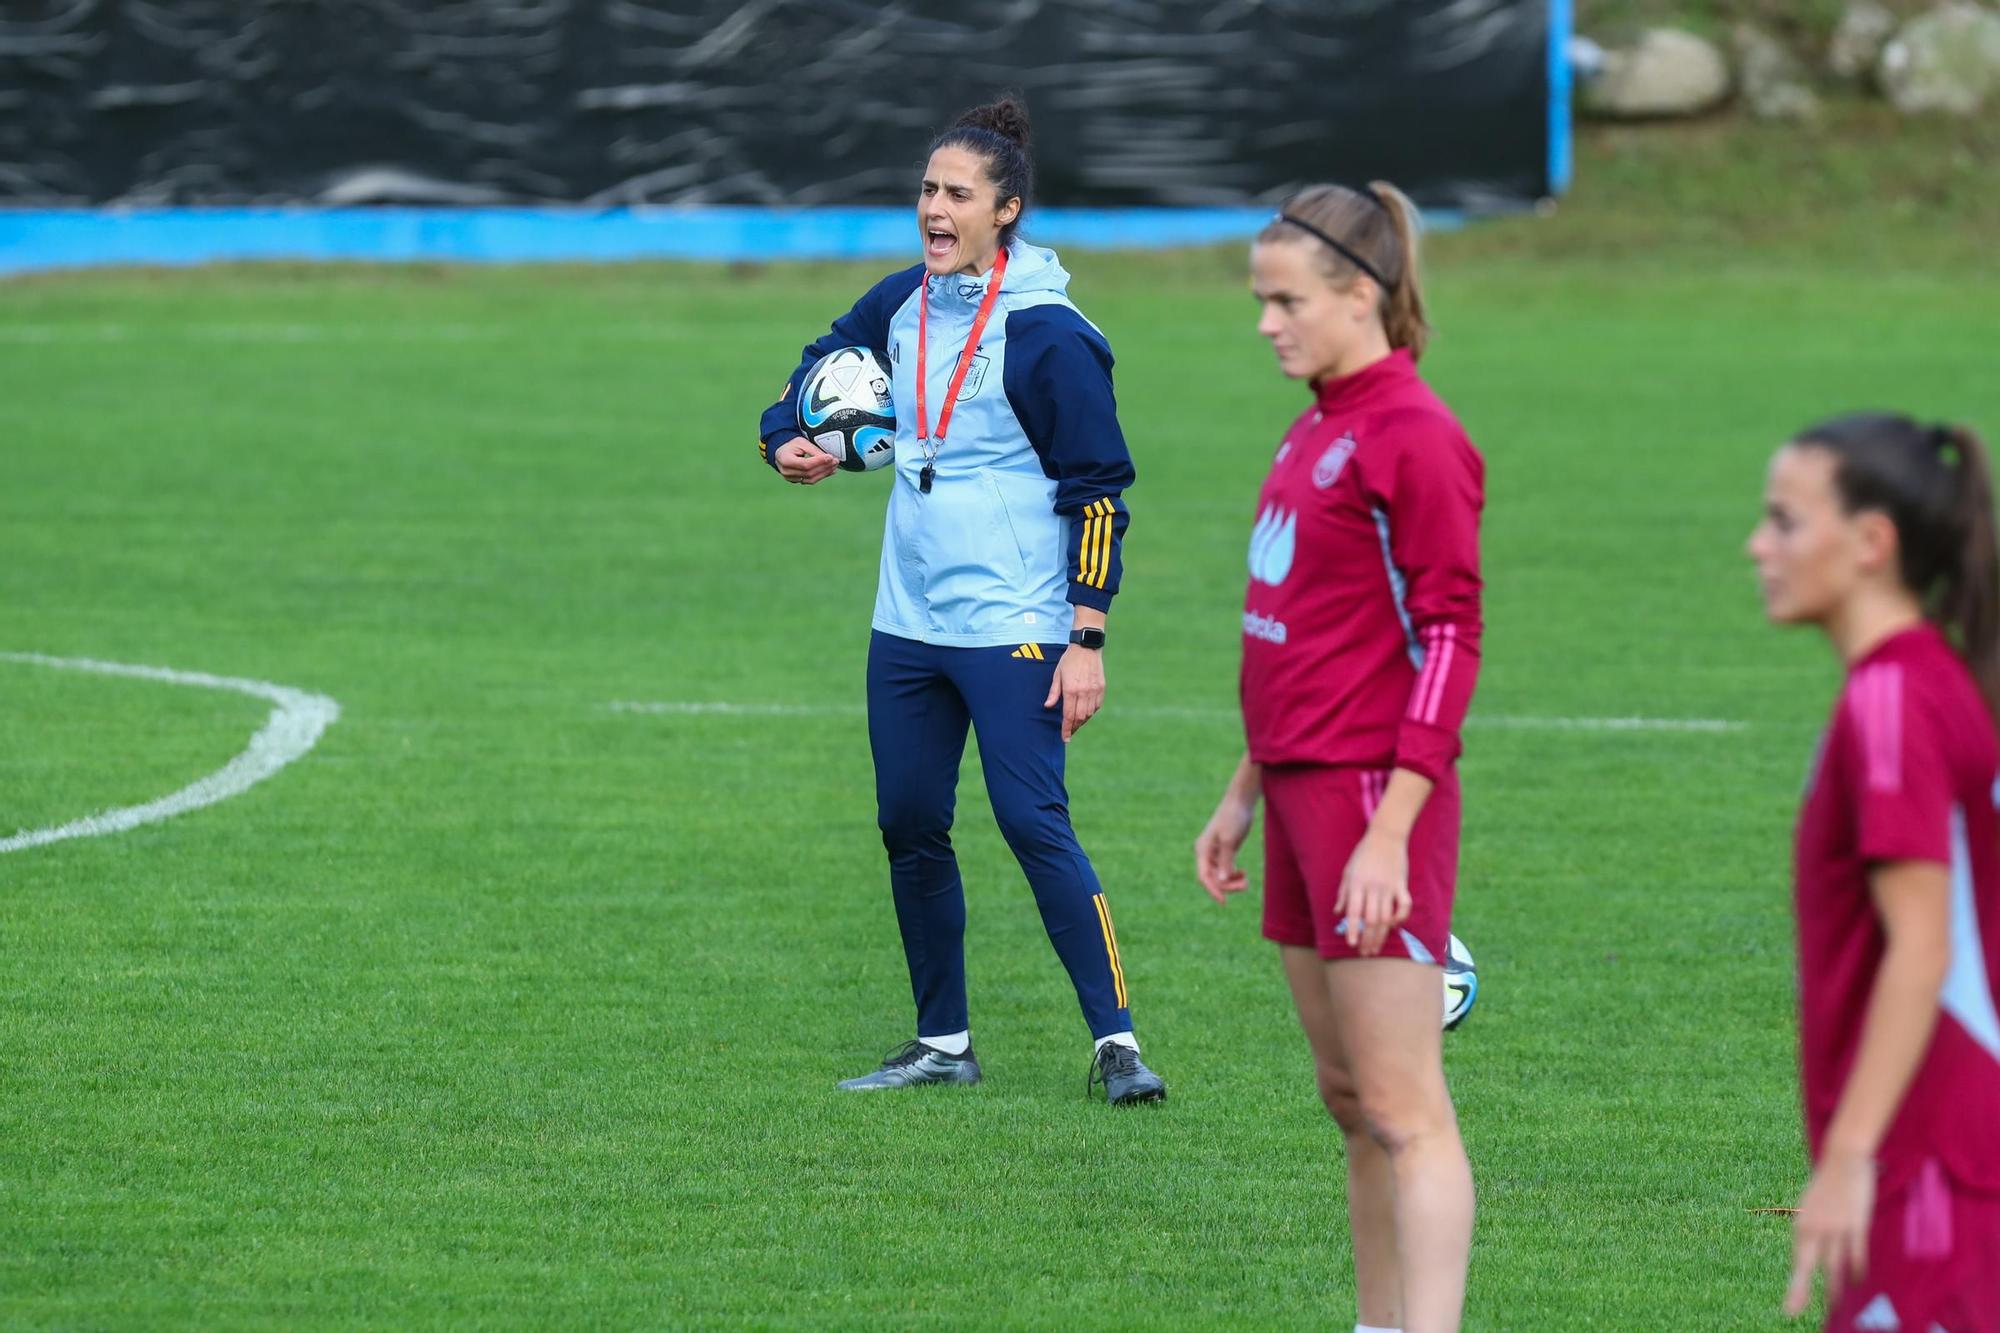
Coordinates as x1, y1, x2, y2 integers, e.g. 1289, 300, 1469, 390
1313, 433, 1356, 489
1248, 504, 1297, 586
1274, 440, 1293, 465
1854, 1293, 1900, 1331
1243, 610, 1288, 644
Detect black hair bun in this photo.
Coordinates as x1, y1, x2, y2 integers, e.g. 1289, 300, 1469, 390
955, 96, 1031, 149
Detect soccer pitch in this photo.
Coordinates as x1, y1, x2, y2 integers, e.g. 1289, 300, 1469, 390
3, 247, 1996, 1328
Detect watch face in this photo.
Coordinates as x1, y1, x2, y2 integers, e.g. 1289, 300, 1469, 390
1071, 629, 1105, 648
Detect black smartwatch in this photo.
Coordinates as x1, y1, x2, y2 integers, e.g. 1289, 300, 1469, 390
1068, 627, 1106, 650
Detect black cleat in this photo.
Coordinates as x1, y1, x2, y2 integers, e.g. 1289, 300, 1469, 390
1088, 1042, 1166, 1105
837, 1039, 982, 1091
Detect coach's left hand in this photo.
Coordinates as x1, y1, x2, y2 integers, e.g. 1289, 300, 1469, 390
1044, 646, 1104, 743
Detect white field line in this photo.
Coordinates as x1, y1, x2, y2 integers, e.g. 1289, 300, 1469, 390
0, 323, 494, 344
1471, 715, 1745, 733
0, 653, 341, 854
607, 700, 1746, 733
0, 322, 698, 345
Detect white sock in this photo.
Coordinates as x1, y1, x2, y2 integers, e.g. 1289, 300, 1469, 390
921, 1030, 970, 1056
1094, 1032, 1139, 1054
1355, 1324, 1402, 1333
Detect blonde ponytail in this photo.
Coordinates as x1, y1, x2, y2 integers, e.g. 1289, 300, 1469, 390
1366, 180, 1430, 360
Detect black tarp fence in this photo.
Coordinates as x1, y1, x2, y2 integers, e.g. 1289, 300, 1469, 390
0, 0, 1562, 211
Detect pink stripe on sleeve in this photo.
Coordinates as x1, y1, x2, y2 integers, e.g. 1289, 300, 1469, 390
1405, 628, 1436, 721
1884, 665, 1902, 791
1407, 626, 1440, 721
1419, 625, 1457, 724
1849, 664, 1904, 793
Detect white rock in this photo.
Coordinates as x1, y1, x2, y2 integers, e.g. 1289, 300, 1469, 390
1828, 0, 1896, 81
1569, 34, 1609, 84
1734, 23, 1821, 120
1581, 28, 1732, 119
1879, 2, 2000, 115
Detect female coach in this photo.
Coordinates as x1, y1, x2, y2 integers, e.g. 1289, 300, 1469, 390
1748, 413, 2000, 1329
754, 97, 1165, 1106
1193, 183, 1483, 1333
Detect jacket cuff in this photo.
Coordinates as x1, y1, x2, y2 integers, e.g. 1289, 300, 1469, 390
1392, 722, 1460, 784
760, 430, 794, 472
1066, 582, 1114, 613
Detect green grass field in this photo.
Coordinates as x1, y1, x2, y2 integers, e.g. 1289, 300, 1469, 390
5, 124, 1998, 1327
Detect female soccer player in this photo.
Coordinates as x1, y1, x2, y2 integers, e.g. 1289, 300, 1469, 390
1193, 183, 1482, 1333
1747, 412, 2000, 1329
754, 97, 1165, 1105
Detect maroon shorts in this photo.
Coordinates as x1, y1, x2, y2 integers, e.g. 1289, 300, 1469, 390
1826, 1158, 2000, 1333
1260, 763, 1460, 964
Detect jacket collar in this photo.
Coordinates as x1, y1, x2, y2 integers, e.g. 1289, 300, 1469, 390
1312, 347, 1415, 413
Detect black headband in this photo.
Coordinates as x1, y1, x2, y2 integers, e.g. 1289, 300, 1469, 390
1276, 212, 1389, 290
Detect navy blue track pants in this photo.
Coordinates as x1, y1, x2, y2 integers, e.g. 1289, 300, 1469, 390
866, 629, 1132, 1041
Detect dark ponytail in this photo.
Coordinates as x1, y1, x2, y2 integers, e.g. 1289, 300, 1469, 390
1941, 423, 2000, 720
1800, 412, 2000, 721
929, 95, 1034, 246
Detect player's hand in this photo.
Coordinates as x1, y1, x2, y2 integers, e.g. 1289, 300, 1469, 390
773, 437, 838, 485
1042, 644, 1104, 742
1785, 1150, 1873, 1317
1334, 830, 1410, 956
1194, 796, 1255, 904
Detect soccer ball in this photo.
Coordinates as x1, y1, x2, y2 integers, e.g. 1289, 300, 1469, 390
1443, 934, 1477, 1031
798, 346, 895, 472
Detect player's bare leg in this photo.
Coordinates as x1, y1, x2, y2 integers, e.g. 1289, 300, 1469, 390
1327, 957, 1472, 1333
1282, 945, 1403, 1329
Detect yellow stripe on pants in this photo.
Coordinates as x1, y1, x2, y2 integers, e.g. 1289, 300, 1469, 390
1093, 892, 1128, 1009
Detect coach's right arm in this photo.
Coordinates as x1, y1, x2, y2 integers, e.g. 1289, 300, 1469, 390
756, 265, 923, 485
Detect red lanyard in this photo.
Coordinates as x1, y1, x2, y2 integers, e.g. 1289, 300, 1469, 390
915, 248, 1007, 489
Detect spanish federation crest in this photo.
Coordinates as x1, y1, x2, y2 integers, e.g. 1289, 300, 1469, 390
1313, 433, 1357, 489
954, 351, 990, 400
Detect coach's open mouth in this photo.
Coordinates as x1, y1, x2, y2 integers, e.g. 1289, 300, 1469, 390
925, 227, 956, 260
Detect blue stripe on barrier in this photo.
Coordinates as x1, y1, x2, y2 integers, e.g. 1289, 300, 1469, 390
1547, 0, 1574, 196
0, 205, 1465, 275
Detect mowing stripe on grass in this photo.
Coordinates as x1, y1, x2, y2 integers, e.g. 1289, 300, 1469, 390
0, 653, 341, 854
606, 699, 1747, 732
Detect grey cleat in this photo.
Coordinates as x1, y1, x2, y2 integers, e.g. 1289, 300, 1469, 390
837, 1039, 983, 1091
1088, 1042, 1166, 1105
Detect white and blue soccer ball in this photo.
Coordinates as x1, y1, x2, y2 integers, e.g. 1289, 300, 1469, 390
1443, 933, 1477, 1031
798, 346, 895, 473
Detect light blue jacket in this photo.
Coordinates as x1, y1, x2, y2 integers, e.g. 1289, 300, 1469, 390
761, 241, 1134, 647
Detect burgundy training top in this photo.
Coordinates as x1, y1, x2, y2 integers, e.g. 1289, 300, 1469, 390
1794, 622, 2000, 1191
1239, 348, 1484, 781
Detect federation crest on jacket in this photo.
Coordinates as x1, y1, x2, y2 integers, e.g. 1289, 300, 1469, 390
954, 351, 990, 400
1313, 434, 1357, 489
